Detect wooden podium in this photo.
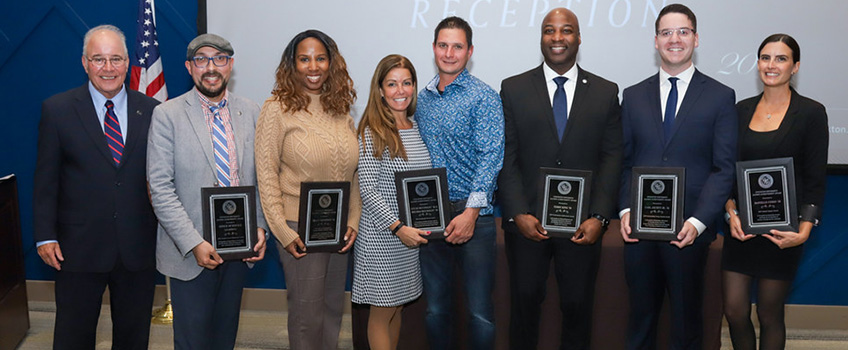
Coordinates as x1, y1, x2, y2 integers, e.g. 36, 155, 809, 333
0, 175, 29, 350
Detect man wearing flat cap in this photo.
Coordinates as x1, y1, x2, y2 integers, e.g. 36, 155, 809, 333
147, 33, 268, 349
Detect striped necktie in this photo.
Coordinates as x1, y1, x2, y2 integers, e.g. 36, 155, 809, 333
104, 100, 123, 165
210, 101, 231, 187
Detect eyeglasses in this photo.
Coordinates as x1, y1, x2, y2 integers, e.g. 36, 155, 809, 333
189, 55, 232, 68
87, 56, 126, 68
657, 27, 696, 38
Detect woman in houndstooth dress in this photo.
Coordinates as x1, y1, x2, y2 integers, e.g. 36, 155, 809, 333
354, 54, 432, 350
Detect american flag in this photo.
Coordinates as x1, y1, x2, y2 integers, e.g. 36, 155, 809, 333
130, 0, 168, 102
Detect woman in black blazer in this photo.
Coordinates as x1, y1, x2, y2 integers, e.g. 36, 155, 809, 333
722, 34, 828, 350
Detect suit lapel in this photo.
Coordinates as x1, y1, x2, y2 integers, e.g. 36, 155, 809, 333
73, 87, 114, 164
530, 66, 559, 143
646, 74, 664, 141
666, 70, 706, 147
227, 98, 246, 174
185, 94, 217, 174
120, 92, 144, 169
771, 89, 802, 150
564, 67, 589, 141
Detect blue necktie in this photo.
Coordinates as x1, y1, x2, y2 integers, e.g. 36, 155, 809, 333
553, 76, 568, 142
210, 101, 230, 187
104, 100, 123, 165
663, 77, 679, 144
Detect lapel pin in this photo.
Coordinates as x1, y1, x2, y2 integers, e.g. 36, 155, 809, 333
582, 79, 588, 84
136, 110, 142, 116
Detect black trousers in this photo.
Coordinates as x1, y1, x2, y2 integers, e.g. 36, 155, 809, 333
504, 223, 602, 350
53, 262, 156, 350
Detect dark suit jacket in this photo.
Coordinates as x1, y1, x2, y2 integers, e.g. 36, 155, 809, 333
736, 89, 828, 216
34, 84, 160, 273
498, 65, 623, 222
618, 69, 738, 242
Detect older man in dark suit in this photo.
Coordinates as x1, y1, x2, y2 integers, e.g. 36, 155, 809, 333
497, 8, 623, 350
618, 4, 737, 349
34, 24, 160, 349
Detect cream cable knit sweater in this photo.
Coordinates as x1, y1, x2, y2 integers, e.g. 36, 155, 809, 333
255, 93, 361, 248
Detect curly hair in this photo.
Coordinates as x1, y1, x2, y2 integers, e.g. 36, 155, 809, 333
357, 54, 418, 160
270, 29, 355, 115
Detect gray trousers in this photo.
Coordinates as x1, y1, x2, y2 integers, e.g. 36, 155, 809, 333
279, 221, 349, 350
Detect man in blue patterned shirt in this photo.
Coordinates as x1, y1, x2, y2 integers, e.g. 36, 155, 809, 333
415, 16, 504, 350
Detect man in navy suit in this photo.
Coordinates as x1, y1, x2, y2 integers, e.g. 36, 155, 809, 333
618, 4, 737, 349
34, 25, 160, 349
498, 8, 622, 350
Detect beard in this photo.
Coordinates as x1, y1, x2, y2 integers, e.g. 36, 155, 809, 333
195, 72, 228, 99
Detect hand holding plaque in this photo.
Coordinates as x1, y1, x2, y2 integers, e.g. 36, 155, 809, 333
297, 182, 350, 253
536, 168, 592, 238
395, 168, 451, 238
735, 157, 797, 234
201, 186, 259, 260
630, 167, 685, 241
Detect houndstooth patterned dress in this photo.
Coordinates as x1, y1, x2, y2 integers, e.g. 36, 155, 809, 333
352, 122, 432, 306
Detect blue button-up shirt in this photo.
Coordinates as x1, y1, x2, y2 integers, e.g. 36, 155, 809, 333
416, 69, 504, 215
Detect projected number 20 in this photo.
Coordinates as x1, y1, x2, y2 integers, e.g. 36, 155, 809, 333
718, 52, 758, 75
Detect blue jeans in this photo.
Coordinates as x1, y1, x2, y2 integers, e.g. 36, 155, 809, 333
419, 214, 496, 350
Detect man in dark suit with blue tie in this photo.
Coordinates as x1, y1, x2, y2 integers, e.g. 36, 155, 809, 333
618, 4, 737, 349
498, 8, 622, 350
34, 25, 160, 349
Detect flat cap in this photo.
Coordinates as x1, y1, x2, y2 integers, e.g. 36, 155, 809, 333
186, 33, 234, 60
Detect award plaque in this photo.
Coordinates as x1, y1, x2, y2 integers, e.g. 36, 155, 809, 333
630, 167, 685, 241
736, 157, 797, 234
394, 168, 451, 237
536, 167, 592, 238
298, 182, 350, 252
201, 186, 258, 260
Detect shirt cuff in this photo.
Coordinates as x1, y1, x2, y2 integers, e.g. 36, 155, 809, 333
466, 191, 488, 208
36, 240, 58, 247
619, 208, 630, 219
686, 217, 706, 236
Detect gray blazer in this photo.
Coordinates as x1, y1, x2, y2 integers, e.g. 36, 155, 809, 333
147, 89, 267, 281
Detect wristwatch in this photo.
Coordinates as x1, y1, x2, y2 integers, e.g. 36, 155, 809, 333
590, 213, 609, 227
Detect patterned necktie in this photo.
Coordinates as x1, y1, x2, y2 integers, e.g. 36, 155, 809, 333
210, 100, 230, 187
104, 100, 123, 165
663, 77, 679, 144
553, 76, 569, 142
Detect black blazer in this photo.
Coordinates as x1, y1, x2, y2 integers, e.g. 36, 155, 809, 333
736, 89, 828, 219
498, 65, 623, 221
34, 84, 160, 273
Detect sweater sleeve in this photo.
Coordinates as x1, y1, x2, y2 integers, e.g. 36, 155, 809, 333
255, 100, 299, 247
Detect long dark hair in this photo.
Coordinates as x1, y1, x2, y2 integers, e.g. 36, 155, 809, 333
270, 29, 355, 115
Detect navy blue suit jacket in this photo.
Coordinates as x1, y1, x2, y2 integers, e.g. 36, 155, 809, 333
618, 69, 738, 242
34, 84, 160, 272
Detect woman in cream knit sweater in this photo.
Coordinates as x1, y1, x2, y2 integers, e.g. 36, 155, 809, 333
255, 29, 360, 350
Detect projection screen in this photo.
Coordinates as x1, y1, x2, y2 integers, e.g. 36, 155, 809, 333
207, 0, 848, 165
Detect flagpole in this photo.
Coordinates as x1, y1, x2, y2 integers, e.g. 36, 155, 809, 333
151, 276, 174, 324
